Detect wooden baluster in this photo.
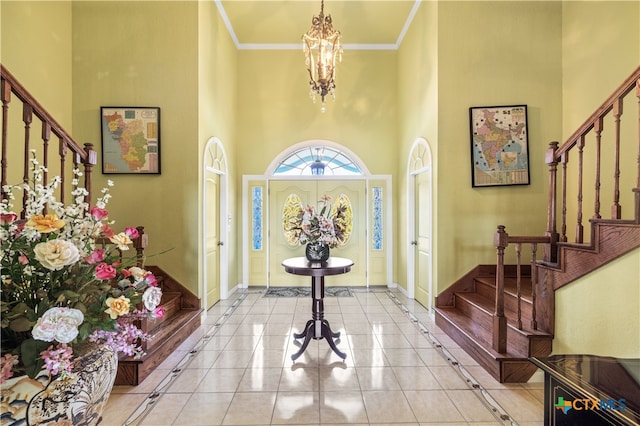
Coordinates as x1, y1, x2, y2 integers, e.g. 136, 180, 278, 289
560, 151, 568, 243
636, 78, 640, 189
1, 77, 10, 199
515, 242, 522, 330
59, 137, 67, 205
611, 98, 623, 219
493, 225, 508, 353
545, 142, 559, 262
42, 122, 51, 188
576, 136, 585, 243
21, 103, 33, 216
593, 117, 603, 219
530, 243, 538, 330
83, 142, 97, 203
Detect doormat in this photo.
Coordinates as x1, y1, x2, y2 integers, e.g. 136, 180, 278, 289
264, 287, 353, 297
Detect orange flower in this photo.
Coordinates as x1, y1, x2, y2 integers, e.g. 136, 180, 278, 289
26, 214, 65, 233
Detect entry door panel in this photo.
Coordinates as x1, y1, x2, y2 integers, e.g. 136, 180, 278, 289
268, 180, 366, 287
415, 172, 431, 310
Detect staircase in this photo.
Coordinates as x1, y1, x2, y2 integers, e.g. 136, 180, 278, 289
115, 266, 202, 385
1, 65, 204, 386
435, 66, 640, 383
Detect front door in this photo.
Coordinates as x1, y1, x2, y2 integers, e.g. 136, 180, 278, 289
268, 179, 366, 287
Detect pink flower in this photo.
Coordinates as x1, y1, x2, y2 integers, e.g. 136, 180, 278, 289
95, 262, 117, 280
0, 213, 17, 225
90, 206, 109, 220
18, 253, 29, 265
144, 272, 158, 287
102, 224, 115, 238
125, 227, 139, 239
0, 354, 19, 384
153, 306, 165, 319
84, 248, 106, 265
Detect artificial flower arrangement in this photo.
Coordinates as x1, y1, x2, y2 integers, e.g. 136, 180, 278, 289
284, 194, 352, 248
0, 154, 163, 382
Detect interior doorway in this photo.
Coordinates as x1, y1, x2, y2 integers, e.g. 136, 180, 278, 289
203, 137, 229, 306
407, 138, 433, 310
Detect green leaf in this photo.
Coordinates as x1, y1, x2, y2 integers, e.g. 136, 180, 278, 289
9, 317, 33, 332
20, 338, 48, 379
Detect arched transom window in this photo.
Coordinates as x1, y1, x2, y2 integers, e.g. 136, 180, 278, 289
273, 146, 362, 176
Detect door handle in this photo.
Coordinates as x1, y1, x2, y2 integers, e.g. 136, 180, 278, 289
411, 241, 417, 245
218, 241, 224, 246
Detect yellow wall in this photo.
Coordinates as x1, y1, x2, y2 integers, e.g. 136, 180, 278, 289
554, 249, 640, 357
0, 1, 72, 128
397, 0, 439, 290
555, 0, 640, 357
71, 1, 201, 294
428, 2, 562, 294
197, 0, 239, 293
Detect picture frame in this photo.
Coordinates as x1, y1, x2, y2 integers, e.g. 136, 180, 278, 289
469, 104, 529, 187
100, 106, 161, 174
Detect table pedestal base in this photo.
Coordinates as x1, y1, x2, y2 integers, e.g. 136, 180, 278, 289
291, 319, 346, 361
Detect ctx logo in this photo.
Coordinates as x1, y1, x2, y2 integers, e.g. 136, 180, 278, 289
554, 397, 627, 414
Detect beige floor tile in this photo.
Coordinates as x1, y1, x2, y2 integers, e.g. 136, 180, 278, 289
392, 366, 442, 390
319, 391, 369, 423
446, 389, 501, 423
139, 393, 188, 425
222, 392, 277, 425
415, 348, 452, 366
173, 392, 234, 425
272, 391, 320, 424
403, 389, 466, 423
381, 348, 425, 366
318, 366, 361, 391
361, 390, 417, 423
211, 350, 255, 368
489, 388, 544, 424
237, 367, 283, 392
195, 368, 245, 393
167, 369, 208, 393
429, 365, 471, 389
279, 365, 320, 391
101, 392, 149, 425
356, 367, 401, 390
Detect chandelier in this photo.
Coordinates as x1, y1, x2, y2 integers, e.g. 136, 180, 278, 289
302, 0, 343, 112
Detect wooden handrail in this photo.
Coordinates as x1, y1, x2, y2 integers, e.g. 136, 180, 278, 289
1, 64, 96, 206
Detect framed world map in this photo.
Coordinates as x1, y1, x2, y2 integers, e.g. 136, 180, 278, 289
100, 107, 161, 174
469, 105, 529, 187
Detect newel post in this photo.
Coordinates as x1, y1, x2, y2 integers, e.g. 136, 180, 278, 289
545, 142, 560, 263
493, 225, 508, 354
83, 142, 97, 204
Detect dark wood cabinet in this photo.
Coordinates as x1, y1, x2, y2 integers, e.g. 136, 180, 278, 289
531, 355, 640, 425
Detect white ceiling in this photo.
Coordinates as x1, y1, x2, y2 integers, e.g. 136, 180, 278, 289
216, 0, 421, 50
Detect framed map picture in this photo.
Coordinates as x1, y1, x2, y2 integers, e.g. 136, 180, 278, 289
100, 107, 161, 174
469, 105, 529, 187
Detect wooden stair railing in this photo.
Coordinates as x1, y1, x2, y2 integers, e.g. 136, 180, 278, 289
1, 64, 96, 206
545, 65, 640, 257
493, 225, 550, 354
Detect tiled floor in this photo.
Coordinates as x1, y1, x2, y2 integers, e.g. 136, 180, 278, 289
103, 288, 544, 425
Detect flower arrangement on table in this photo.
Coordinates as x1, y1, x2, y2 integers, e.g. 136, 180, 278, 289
283, 194, 352, 250
0, 155, 163, 382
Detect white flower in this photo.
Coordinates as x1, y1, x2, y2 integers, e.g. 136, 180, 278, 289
142, 286, 163, 311
109, 232, 132, 250
33, 239, 80, 271
32, 307, 84, 343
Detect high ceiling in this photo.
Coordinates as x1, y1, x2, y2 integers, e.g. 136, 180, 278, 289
217, 0, 420, 49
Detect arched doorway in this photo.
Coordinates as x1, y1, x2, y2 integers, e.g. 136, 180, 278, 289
242, 140, 392, 289
203, 137, 229, 307
407, 138, 433, 310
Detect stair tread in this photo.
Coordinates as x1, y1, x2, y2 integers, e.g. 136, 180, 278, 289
435, 306, 552, 358
475, 276, 534, 296
454, 292, 545, 335
121, 308, 202, 362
